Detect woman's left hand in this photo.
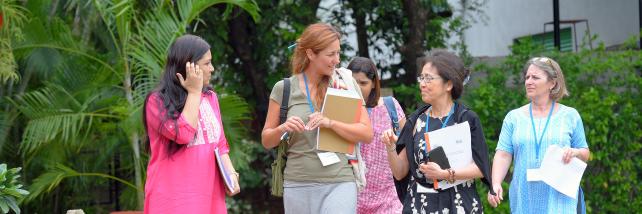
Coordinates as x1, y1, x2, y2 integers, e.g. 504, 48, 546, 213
419, 162, 447, 180
306, 112, 332, 130
562, 148, 578, 164
226, 172, 241, 196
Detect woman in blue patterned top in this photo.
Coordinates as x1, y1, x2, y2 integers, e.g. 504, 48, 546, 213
487, 57, 590, 213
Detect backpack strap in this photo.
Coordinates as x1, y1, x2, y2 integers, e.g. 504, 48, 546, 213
279, 78, 290, 124
271, 78, 290, 197
457, 103, 469, 122
383, 96, 401, 135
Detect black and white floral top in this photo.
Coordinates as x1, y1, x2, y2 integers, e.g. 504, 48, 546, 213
402, 113, 483, 214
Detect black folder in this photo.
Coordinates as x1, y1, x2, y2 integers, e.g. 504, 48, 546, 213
427, 146, 451, 169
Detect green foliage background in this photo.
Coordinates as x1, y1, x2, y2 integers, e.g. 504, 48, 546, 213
1, 0, 640, 213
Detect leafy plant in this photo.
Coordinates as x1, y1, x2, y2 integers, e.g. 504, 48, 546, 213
0, 164, 29, 214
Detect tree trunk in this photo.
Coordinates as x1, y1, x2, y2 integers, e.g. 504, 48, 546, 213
400, 0, 429, 85
350, 1, 369, 58
226, 0, 322, 132
227, 10, 269, 131
303, 0, 322, 24
123, 61, 144, 210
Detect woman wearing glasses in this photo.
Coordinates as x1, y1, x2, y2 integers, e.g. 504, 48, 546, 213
487, 57, 590, 213
382, 50, 494, 213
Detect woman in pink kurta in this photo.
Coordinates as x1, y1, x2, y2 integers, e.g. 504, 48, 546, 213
349, 57, 405, 214
143, 35, 239, 214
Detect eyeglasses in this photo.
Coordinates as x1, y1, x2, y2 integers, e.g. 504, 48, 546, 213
417, 75, 442, 84
534, 57, 553, 67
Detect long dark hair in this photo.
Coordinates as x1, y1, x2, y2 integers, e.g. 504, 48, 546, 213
347, 57, 380, 108
143, 34, 211, 158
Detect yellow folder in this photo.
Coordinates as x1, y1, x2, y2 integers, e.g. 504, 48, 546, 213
316, 88, 363, 154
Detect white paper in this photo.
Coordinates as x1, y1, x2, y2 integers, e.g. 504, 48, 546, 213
317, 152, 341, 166
534, 145, 587, 199
416, 182, 438, 193
426, 122, 473, 189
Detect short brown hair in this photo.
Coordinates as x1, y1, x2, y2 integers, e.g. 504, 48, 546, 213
522, 57, 569, 101
417, 49, 469, 100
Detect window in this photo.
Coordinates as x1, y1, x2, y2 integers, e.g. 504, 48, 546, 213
514, 27, 573, 52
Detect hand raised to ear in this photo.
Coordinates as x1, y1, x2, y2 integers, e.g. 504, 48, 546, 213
176, 62, 203, 94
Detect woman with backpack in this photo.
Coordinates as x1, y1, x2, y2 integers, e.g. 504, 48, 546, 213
349, 57, 406, 214
382, 50, 495, 213
261, 23, 373, 213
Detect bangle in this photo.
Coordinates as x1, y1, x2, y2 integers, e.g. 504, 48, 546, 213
445, 169, 451, 182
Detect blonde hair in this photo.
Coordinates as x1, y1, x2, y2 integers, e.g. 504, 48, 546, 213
290, 23, 341, 109
522, 57, 569, 101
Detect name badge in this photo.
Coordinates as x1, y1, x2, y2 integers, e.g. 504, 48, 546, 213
526, 168, 543, 181
317, 152, 341, 166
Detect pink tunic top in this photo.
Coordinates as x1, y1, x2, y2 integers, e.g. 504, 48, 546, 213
357, 98, 405, 214
144, 91, 229, 214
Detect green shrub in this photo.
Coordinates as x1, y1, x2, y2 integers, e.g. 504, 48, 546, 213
0, 164, 29, 214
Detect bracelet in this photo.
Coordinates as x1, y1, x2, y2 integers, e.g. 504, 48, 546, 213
445, 169, 451, 183
449, 169, 456, 183
328, 119, 333, 128
386, 146, 396, 152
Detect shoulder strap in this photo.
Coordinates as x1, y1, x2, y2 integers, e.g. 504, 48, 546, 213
457, 103, 469, 122
383, 96, 400, 135
279, 78, 290, 124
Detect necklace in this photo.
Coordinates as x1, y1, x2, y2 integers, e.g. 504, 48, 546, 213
429, 103, 453, 122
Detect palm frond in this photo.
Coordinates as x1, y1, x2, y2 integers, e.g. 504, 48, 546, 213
0, 0, 29, 36
129, 6, 182, 78
8, 87, 118, 155
0, 42, 20, 83
0, 109, 18, 154
25, 163, 139, 202
11, 17, 117, 83
0, 0, 29, 84
218, 93, 250, 146
217, 92, 257, 173
186, 0, 261, 23
14, 42, 119, 79
92, 0, 136, 55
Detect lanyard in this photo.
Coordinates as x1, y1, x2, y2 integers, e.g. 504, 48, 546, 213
423, 103, 456, 158
302, 72, 316, 113
530, 102, 555, 160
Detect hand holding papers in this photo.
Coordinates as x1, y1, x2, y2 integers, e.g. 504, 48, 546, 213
526, 145, 587, 199
316, 87, 362, 154
425, 122, 473, 189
